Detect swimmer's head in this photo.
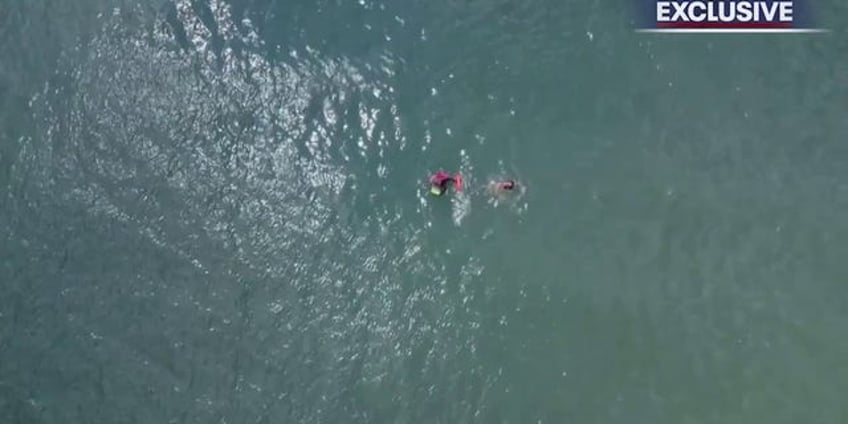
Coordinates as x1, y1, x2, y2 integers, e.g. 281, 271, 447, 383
501, 180, 515, 190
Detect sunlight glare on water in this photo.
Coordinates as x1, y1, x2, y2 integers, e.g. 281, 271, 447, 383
16, 1, 488, 421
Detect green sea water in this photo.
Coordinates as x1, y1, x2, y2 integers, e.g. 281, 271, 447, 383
2, 0, 848, 423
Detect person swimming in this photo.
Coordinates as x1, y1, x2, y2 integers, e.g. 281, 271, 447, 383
428, 171, 463, 196
488, 179, 516, 195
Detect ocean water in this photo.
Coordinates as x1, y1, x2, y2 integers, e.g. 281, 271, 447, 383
2, 0, 848, 423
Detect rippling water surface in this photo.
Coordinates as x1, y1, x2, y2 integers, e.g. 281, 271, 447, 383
2, 0, 848, 423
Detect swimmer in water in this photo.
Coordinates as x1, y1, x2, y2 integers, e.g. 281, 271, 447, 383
428, 171, 463, 196
488, 179, 516, 196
